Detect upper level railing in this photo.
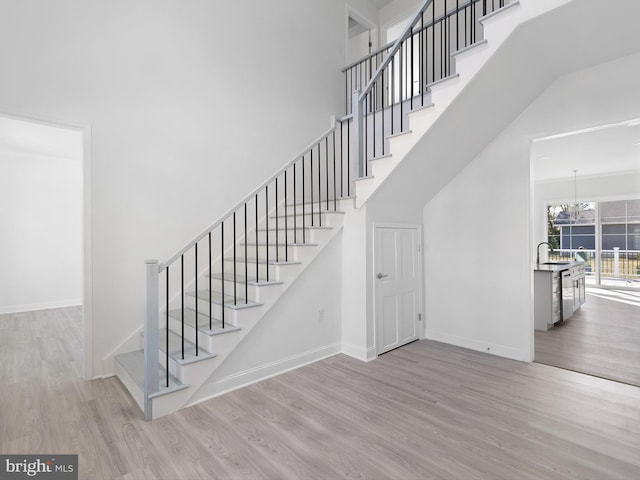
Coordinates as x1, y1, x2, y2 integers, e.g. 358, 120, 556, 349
142, 116, 353, 419
349, 0, 505, 176
343, 43, 394, 114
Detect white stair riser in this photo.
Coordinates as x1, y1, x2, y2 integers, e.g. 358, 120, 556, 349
237, 282, 281, 304
269, 212, 342, 228
307, 228, 336, 244
212, 277, 260, 303
216, 277, 284, 304
426, 75, 462, 110
166, 316, 217, 352
282, 202, 345, 215
369, 156, 399, 180
256, 227, 333, 244
223, 260, 272, 280
158, 353, 217, 387
183, 296, 243, 323
256, 229, 297, 244
151, 388, 192, 420
237, 244, 296, 263
247, 244, 317, 263
210, 277, 284, 303
451, 41, 490, 80
222, 259, 302, 282
387, 132, 416, 163
354, 177, 376, 208
407, 105, 437, 134
185, 294, 264, 326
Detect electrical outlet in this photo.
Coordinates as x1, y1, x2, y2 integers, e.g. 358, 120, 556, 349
318, 309, 325, 321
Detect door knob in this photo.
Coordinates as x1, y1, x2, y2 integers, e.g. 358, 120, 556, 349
377, 273, 389, 279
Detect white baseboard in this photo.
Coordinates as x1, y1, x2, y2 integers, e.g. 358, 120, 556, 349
341, 342, 377, 362
425, 329, 527, 361
188, 343, 341, 408
0, 299, 82, 314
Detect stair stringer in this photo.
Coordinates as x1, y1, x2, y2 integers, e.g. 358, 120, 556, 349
179, 205, 350, 410
353, 0, 572, 208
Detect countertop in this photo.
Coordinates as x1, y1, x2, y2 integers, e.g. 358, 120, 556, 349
534, 261, 586, 272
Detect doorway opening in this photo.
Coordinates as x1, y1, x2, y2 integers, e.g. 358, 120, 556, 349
0, 114, 91, 378
374, 224, 423, 355
531, 118, 640, 387
346, 10, 378, 66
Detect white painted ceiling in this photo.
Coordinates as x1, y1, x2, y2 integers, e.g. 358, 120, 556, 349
532, 119, 640, 182
0, 116, 82, 161
368, 0, 393, 9
349, 0, 393, 36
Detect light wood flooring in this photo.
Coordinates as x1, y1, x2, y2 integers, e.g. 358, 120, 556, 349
1, 307, 640, 479
535, 288, 640, 386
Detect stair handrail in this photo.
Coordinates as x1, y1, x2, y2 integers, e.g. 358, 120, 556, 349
342, 41, 395, 74
351, 0, 433, 176
351, 0, 504, 174
359, 0, 433, 103
159, 122, 337, 272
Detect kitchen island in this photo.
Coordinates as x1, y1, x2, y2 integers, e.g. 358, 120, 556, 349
534, 261, 586, 331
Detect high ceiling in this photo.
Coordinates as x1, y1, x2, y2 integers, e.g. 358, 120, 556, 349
532, 118, 640, 182
0, 116, 82, 161
368, 0, 393, 9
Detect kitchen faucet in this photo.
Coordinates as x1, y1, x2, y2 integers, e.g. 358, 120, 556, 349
536, 242, 553, 265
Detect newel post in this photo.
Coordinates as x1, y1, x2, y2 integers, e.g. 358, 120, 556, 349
352, 90, 365, 183
144, 259, 160, 420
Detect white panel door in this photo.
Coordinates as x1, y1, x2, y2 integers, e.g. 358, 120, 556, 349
375, 226, 422, 355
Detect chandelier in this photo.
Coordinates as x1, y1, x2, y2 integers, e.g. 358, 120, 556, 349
569, 169, 583, 222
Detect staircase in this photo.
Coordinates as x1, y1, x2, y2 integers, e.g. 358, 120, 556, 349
114, 0, 568, 419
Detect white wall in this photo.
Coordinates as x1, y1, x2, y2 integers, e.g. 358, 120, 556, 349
347, 28, 374, 65
379, 0, 421, 44
340, 204, 374, 360
0, 151, 82, 313
0, 0, 379, 377
346, 3, 382, 65
423, 53, 640, 361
